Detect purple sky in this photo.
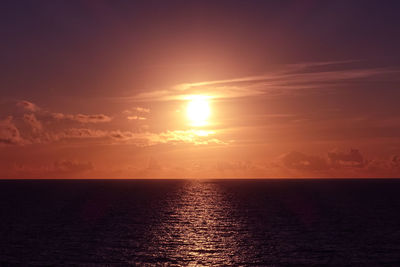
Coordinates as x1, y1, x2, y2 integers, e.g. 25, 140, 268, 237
1, 0, 400, 178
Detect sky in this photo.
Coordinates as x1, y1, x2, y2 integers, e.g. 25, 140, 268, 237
1, 0, 400, 178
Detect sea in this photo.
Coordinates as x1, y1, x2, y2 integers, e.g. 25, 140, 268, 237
0, 179, 400, 266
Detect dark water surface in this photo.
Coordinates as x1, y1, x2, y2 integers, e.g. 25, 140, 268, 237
1, 179, 400, 266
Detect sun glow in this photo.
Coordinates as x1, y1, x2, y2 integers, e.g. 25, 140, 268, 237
186, 96, 211, 127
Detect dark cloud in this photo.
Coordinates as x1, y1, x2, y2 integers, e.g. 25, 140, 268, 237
328, 149, 365, 168
59, 128, 108, 139
51, 113, 112, 123
391, 155, 400, 169
280, 151, 329, 171
15, 100, 112, 124
0, 101, 114, 145
278, 149, 395, 175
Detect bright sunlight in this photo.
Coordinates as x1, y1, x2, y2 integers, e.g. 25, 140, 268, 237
186, 95, 211, 127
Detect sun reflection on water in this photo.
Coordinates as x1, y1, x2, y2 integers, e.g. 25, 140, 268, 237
153, 180, 243, 266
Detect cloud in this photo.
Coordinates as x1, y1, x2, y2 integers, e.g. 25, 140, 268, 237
390, 155, 400, 169
123, 107, 150, 114
279, 149, 369, 172
123, 107, 150, 121
23, 113, 43, 133
54, 160, 94, 173
275, 149, 400, 178
16, 100, 40, 112
127, 61, 399, 102
134, 107, 150, 113
127, 116, 146, 120
57, 128, 108, 140
0, 124, 210, 147
157, 130, 226, 145
280, 151, 329, 171
15, 100, 112, 124
328, 149, 365, 168
51, 113, 112, 123
109, 129, 225, 146
4, 100, 225, 147
356, 154, 400, 177
1, 99, 112, 145
55, 128, 225, 147
0, 116, 26, 145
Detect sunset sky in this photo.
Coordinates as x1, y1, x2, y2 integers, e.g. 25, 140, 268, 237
1, 0, 400, 178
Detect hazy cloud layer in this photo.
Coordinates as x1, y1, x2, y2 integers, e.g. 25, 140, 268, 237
130, 61, 399, 102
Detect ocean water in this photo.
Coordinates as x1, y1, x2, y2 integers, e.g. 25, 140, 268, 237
1, 179, 400, 266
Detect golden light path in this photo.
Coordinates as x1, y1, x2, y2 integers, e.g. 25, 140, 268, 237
186, 95, 211, 127
151, 180, 241, 266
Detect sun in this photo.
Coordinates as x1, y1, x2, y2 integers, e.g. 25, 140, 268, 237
186, 96, 211, 127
